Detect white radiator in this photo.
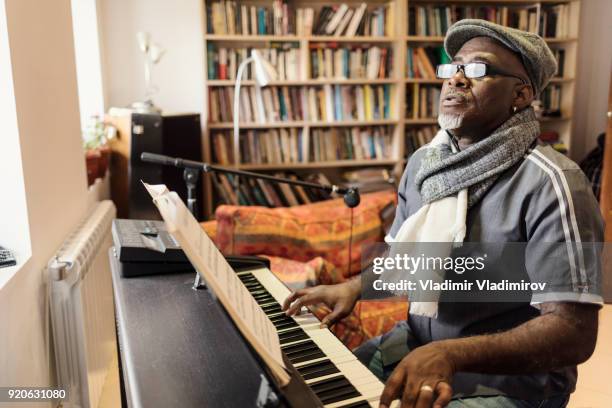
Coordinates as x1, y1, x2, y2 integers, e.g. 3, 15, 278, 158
48, 200, 117, 408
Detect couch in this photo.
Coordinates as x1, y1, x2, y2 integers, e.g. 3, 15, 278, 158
200, 191, 408, 350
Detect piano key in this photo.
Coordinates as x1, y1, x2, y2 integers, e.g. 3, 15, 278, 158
296, 359, 340, 380
288, 349, 326, 364
247, 267, 387, 407
279, 329, 309, 345
335, 401, 371, 408
310, 376, 362, 405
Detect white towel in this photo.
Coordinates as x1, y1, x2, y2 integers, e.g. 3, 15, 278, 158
385, 131, 468, 318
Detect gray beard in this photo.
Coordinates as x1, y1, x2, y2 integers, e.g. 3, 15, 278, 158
437, 113, 464, 130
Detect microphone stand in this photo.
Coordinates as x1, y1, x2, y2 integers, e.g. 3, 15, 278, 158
141, 152, 361, 290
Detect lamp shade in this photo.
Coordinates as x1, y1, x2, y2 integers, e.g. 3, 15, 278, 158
251, 49, 278, 87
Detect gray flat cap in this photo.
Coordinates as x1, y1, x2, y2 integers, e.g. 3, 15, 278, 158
444, 19, 557, 96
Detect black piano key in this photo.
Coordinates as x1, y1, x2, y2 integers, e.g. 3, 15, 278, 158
253, 295, 274, 303
282, 340, 318, 354
271, 316, 297, 326
319, 388, 362, 405
310, 376, 361, 405
285, 343, 320, 358
288, 349, 325, 364
279, 329, 309, 344
273, 321, 298, 330
296, 359, 340, 380
269, 314, 291, 323
310, 376, 352, 394
262, 304, 282, 314
338, 401, 371, 408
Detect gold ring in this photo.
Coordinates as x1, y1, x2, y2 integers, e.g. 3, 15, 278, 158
420, 385, 434, 393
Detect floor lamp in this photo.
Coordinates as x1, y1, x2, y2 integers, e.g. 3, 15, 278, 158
233, 49, 279, 170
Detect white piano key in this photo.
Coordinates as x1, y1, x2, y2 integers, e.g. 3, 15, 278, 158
249, 267, 386, 407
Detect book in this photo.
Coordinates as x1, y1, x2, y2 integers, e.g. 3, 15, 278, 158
310, 126, 393, 161
409, 5, 540, 36
406, 84, 440, 118
144, 183, 289, 386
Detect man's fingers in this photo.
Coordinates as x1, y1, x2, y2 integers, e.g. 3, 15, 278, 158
414, 383, 434, 408
285, 289, 325, 316
320, 303, 346, 327
282, 290, 304, 311
400, 379, 418, 408
379, 369, 404, 408
432, 381, 452, 408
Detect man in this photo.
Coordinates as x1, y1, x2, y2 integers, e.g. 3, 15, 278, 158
283, 20, 603, 408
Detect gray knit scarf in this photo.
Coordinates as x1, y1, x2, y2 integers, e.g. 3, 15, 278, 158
416, 107, 540, 208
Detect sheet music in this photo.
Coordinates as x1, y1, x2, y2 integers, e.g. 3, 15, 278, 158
144, 183, 289, 385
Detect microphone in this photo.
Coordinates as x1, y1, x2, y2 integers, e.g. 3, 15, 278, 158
141, 152, 361, 208
141, 152, 362, 289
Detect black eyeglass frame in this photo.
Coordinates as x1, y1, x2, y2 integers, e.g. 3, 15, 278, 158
436, 63, 528, 85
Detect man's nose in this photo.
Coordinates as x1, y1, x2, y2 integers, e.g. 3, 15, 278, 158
448, 70, 470, 88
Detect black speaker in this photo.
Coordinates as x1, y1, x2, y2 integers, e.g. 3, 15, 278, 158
109, 111, 203, 220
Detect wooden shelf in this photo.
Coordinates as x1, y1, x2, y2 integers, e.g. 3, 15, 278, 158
406, 36, 445, 42
404, 118, 439, 125
405, 78, 443, 84
208, 122, 306, 129
410, 0, 577, 3
208, 119, 398, 129
207, 78, 396, 86
205, 34, 395, 43
406, 36, 578, 44
549, 77, 574, 83
538, 116, 572, 122
309, 119, 397, 127
236, 159, 399, 170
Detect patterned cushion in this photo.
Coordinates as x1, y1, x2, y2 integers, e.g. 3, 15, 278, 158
214, 191, 396, 280
201, 220, 217, 240
309, 301, 409, 350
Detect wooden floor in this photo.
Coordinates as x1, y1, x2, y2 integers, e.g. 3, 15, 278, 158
570, 304, 612, 407
98, 305, 612, 408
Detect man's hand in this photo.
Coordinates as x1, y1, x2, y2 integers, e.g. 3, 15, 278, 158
282, 279, 360, 326
380, 343, 454, 408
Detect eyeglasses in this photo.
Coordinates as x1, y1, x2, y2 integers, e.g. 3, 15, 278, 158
436, 63, 528, 85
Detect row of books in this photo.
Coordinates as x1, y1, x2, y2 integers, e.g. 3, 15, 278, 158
540, 5, 571, 39
208, 1, 295, 35
406, 46, 449, 79
405, 126, 438, 156
539, 85, 562, 117
408, 5, 538, 36
207, 45, 303, 81
406, 85, 440, 119
552, 49, 565, 78
310, 126, 393, 162
342, 168, 395, 194
214, 172, 333, 207
207, 1, 392, 37
209, 84, 394, 124
309, 4, 392, 37
213, 129, 306, 165
309, 45, 392, 80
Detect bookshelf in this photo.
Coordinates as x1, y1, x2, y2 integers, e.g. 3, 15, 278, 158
201, 0, 581, 218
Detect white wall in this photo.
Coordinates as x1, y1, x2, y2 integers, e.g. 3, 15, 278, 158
71, 0, 106, 125
98, 0, 205, 114
572, 0, 612, 161
0, 0, 30, 268
0, 0, 89, 399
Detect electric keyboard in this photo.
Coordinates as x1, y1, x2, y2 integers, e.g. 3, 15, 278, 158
237, 265, 390, 408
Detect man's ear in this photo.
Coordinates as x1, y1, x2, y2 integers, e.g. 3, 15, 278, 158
513, 84, 535, 110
